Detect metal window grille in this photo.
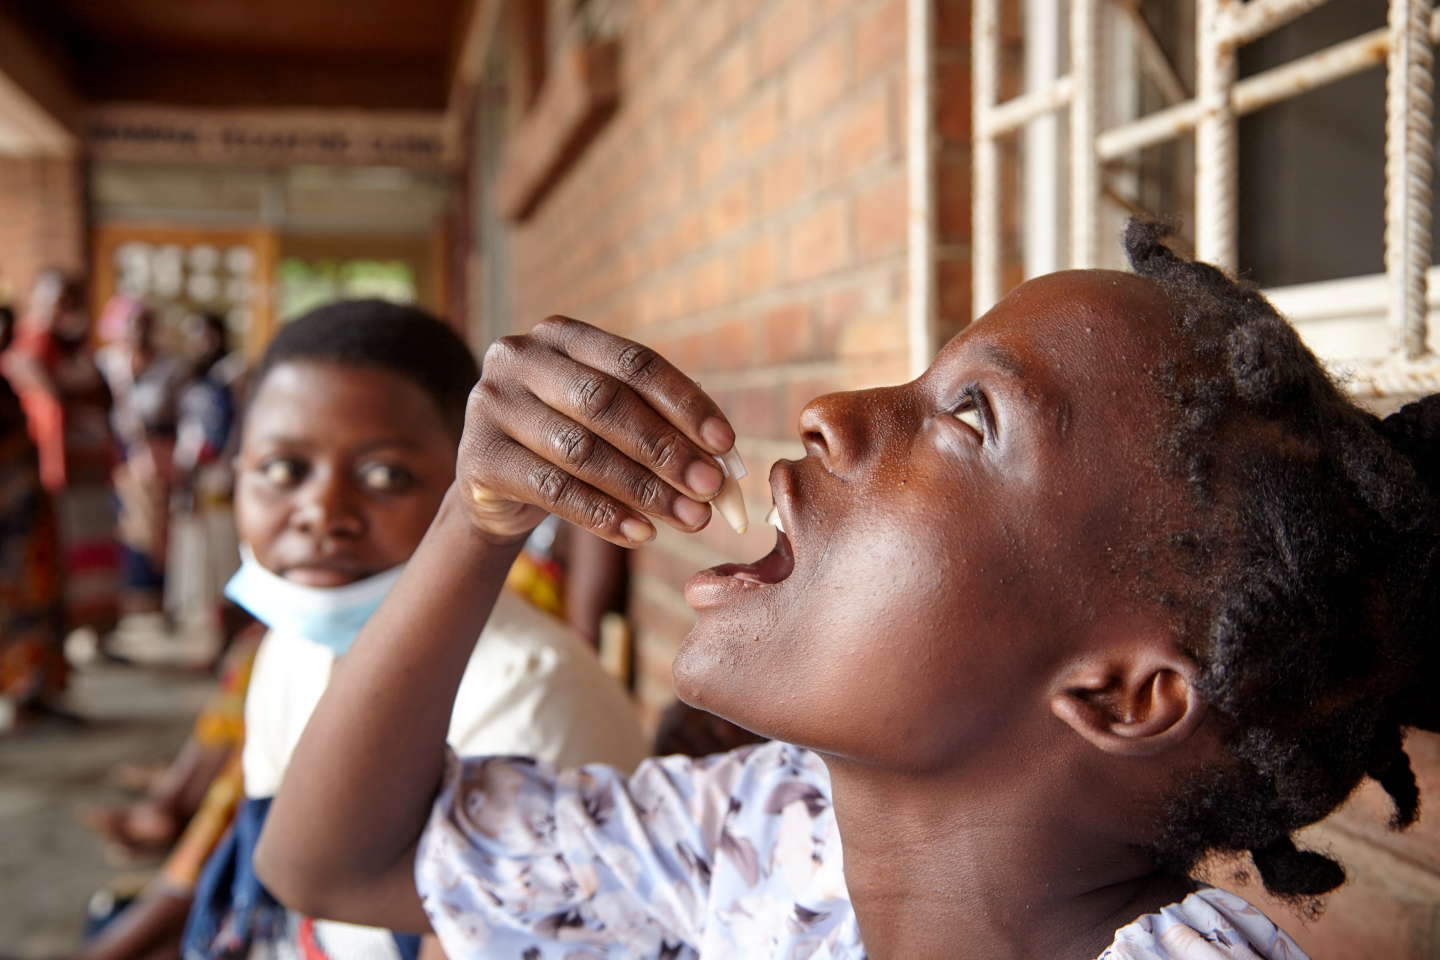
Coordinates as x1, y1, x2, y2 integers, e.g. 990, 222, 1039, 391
973, 0, 1440, 397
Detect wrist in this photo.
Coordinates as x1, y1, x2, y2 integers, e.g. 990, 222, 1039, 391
438, 483, 536, 552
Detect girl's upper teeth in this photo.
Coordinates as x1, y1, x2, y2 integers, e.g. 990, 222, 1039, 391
765, 504, 785, 533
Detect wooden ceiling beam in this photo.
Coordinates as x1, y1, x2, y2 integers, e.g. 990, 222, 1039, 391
0, 7, 81, 155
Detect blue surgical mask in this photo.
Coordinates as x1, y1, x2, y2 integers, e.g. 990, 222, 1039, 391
224, 547, 404, 655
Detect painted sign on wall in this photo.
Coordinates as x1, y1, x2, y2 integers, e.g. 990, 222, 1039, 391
87, 105, 453, 169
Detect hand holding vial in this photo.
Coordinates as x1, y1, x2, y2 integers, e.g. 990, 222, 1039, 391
457, 316, 747, 547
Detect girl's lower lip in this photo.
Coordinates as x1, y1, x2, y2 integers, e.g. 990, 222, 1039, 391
683, 567, 777, 610
683, 533, 795, 610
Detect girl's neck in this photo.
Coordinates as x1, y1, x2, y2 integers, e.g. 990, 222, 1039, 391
824, 757, 1194, 960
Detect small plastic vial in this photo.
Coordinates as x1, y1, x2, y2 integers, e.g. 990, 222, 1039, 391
711, 448, 749, 534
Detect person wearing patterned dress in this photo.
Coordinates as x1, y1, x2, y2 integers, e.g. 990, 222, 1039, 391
257, 226, 1440, 959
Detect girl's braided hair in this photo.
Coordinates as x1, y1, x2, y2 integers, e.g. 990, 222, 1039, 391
1124, 219, 1440, 899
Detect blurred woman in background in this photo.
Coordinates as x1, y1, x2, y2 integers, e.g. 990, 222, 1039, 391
0, 302, 66, 729
2, 270, 117, 706
97, 295, 185, 628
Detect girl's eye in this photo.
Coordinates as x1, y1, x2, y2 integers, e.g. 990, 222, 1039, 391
954, 406, 984, 434
358, 463, 414, 492
260, 458, 305, 487
952, 390, 987, 437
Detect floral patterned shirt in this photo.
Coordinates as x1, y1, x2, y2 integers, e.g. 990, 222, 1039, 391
416, 741, 1309, 959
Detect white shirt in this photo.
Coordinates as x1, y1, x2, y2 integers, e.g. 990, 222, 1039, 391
243, 589, 648, 958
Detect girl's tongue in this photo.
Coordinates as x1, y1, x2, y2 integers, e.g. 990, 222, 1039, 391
712, 533, 795, 584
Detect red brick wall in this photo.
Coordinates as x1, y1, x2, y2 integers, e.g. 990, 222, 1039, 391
500, 0, 919, 727
481, 4, 1440, 956
0, 154, 85, 306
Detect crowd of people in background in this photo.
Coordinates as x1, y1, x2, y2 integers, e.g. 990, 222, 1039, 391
0, 274, 754, 960
0, 269, 245, 730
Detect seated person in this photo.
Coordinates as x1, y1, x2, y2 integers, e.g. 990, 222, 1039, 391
84, 624, 261, 861
172, 300, 644, 960
257, 223, 1439, 958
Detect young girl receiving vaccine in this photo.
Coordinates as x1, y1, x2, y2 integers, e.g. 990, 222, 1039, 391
183, 300, 645, 959
257, 224, 1439, 958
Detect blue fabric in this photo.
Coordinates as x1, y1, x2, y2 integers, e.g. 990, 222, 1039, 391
223, 554, 403, 656
182, 796, 424, 959
120, 543, 165, 592
182, 797, 283, 959
392, 932, 421, 959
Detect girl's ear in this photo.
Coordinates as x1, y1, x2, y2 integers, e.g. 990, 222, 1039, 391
1049, 645, 1207, 757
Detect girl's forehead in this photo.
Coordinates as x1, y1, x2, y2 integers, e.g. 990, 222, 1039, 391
244, 361, 449, 447
938, 270, 1174, 374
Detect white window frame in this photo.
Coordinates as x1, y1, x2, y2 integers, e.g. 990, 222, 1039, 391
974, 0, 1439, 398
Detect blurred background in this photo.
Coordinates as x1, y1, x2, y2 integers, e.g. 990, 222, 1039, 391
0, 0, 1435, 956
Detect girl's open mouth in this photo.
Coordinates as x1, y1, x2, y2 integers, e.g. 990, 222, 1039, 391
710, 531, 795, 584
683, 529, 796, 610
684, 462, 801, 610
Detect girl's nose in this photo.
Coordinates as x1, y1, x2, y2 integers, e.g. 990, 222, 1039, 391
799, 387, 894, 475
291, 471, 365, 540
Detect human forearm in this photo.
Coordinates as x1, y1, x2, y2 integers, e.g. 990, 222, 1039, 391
256, 488, 524, 928
65, 887, 192, 960
260, 317, 736, 930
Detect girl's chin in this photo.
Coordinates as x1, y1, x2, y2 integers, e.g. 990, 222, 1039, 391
283, 566, 367, 588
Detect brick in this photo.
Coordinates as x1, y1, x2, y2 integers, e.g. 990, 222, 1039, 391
761, 301, 816, 362
854, 169, 907, 260
683, 0, 733, 68
693, 125, 736, 190
817, 0, 861, 21
853, 0, 906, 77
727, 0, 771, 25
658, 273, 691, 324
711, 39, 755, 114
818, 84, 894, 185
735, 229, 782, 297
843, 349, 909, 389
785, 29, 851, 124
786, 198, 851, 281
670, 88, 709, 142
759, 143, 813, 219
0, 156, 84, 305
737, 87, 784, 156
835, 308, 899, 358
696, 316, 757, 369
689, 254, 735, 313
664, 208, 706, 262
734, 379, 795, 438
703, 177, 753, 245
757, 0, 817, 77
819, 280, 867, 336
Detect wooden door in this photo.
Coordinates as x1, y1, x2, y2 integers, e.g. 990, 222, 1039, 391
91, 223, 279, 359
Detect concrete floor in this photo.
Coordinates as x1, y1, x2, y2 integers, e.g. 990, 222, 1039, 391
0, 662, 213, 958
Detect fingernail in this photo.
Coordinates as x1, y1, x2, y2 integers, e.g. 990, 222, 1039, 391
673, 496, 710, 527
685, 459, 724, 497
621, 518, 655, 543
700, 416, 735, 454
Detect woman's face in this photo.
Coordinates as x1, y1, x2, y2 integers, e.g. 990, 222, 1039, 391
235, 361, 457, 587
676, 270, 1181, 771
